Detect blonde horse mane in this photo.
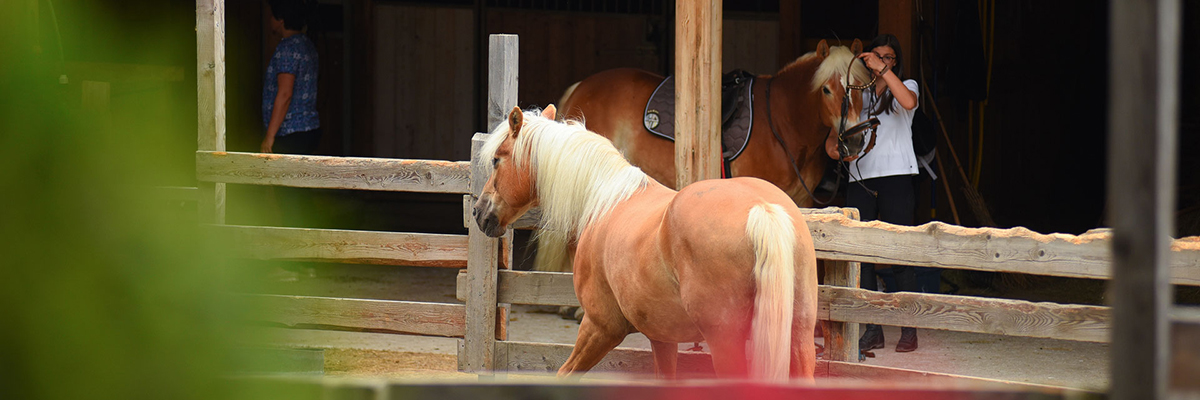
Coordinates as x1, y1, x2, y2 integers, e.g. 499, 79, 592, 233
779, 45, 873, 93
481, 109, 649, 240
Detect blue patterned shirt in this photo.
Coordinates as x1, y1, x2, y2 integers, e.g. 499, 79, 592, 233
263, 34, 320, 136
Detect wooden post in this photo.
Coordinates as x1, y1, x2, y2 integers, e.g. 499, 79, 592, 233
197, 0, 226, 224
824, 208, 861, 364
1107, 1, 1179, 399
878, 0, 914, 79
777, 0, 802, 69
674, 0, 722, 188
462, 34, 517, 375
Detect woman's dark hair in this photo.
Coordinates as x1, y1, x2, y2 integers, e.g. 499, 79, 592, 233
865, 33, 903, 115
268, 0, 308, 31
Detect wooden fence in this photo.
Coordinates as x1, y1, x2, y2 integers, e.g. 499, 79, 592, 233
193, 0, 1197, 392
194, 0, 515, 358
451, 35, 1200, 391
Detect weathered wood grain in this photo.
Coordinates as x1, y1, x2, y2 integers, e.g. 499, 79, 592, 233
196, 0, 226, 225
821, 286, 1111, 343
196, 151, 470, 193
674, 0, 723, 187
233, 294, 467, 338
823, 208, 861, 362
457, 270, 577, 307
214, 224, 468, 268
806, 212, 1200, 286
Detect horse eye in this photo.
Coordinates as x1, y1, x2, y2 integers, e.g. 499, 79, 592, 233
492, 157, 500, 168
822, 86, 832, 95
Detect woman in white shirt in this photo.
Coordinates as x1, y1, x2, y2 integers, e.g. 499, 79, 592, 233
831, 34, 922, 353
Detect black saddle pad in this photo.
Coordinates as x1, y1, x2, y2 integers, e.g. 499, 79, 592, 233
642, 70, 756, 161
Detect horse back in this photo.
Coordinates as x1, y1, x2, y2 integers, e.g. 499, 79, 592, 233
559, 68, 679, 187
663, 177, 813, 283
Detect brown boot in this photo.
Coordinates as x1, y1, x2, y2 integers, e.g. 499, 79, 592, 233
896, 327, 918, 352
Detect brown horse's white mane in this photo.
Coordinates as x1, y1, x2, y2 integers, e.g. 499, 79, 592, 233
482, 109, 650, 238
796, 46, 873, 93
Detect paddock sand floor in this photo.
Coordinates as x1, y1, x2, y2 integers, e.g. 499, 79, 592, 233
236, 265, 1109, 391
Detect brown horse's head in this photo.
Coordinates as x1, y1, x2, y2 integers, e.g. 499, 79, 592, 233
472, 106, 554, 237
805, 39, 874, 157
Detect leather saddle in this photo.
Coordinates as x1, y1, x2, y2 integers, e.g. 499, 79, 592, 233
643, 69, 756, 162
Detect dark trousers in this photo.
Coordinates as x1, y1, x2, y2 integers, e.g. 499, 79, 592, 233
847, 175, 919, 295
272, 128, 321, 227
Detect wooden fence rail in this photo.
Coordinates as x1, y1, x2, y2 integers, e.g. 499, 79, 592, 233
232, 294, 506, 339
500, 203, 1200, 286
214, 225, 468, 268
455, 270, 1112, 343
196, 151, 470, 194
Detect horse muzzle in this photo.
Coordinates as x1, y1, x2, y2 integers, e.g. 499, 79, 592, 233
472, 195, 506, 238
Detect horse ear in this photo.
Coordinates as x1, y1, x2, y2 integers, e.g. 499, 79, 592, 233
816, 39, 830, 59
851, 39, 863, 55
542, 104, 557, 120
508, 106, 523, 139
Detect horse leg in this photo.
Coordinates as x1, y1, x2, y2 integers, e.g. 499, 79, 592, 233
650, 340, 678, 380
704, 330, 750, 379
790, 316, 818, 382
556, 315, 625, 378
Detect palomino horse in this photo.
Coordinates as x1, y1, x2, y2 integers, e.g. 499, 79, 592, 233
473, 105, 819, 381
556, 39, 873, 207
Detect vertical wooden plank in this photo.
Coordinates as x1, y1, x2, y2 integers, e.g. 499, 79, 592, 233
878, 0, 914, 79
453, 9, 475, 161
197, 0, 226, 225
372, 5, 395, 158
434, 8, 457, 161
462, 34, 517, 374
464, 132, 500, 374
824, 208, 861, 364
486, 35, 518, 132
412, 8, 435, 159
1107, 1, 1179, 399
674, 0, 722, 188
778, 0, 802, 69
394, 7, 417, 159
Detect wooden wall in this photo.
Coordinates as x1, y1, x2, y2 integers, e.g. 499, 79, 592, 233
485, 9, 664, 111
368, 5, 780, 162
723, 16, 779, 76
372, 4, 476, 161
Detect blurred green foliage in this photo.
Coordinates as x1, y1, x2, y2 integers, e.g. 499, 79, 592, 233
0, 1, 278, 399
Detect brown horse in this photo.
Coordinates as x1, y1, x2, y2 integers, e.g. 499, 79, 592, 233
473, 105, 819, 381
556, 39, 872, 206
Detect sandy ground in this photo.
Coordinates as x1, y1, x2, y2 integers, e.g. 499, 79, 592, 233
236, 263, 1110, 390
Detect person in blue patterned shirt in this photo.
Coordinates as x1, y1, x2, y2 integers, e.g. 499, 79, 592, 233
262, 0, 319, 154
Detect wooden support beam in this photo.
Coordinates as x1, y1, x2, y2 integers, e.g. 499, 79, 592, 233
214, 225, 468, 268
877, 0, 915, 77
823, 208, 860, 363
196, 0, 226, 224
195, 151, 470, 193
463, 34, 517, 375
1107, 0, 1180, 399
674, 0, 722, 187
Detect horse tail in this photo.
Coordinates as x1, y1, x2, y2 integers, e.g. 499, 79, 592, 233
745, 202, 797, 382
556, 81, 582, 119
532, 230, 573, 272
